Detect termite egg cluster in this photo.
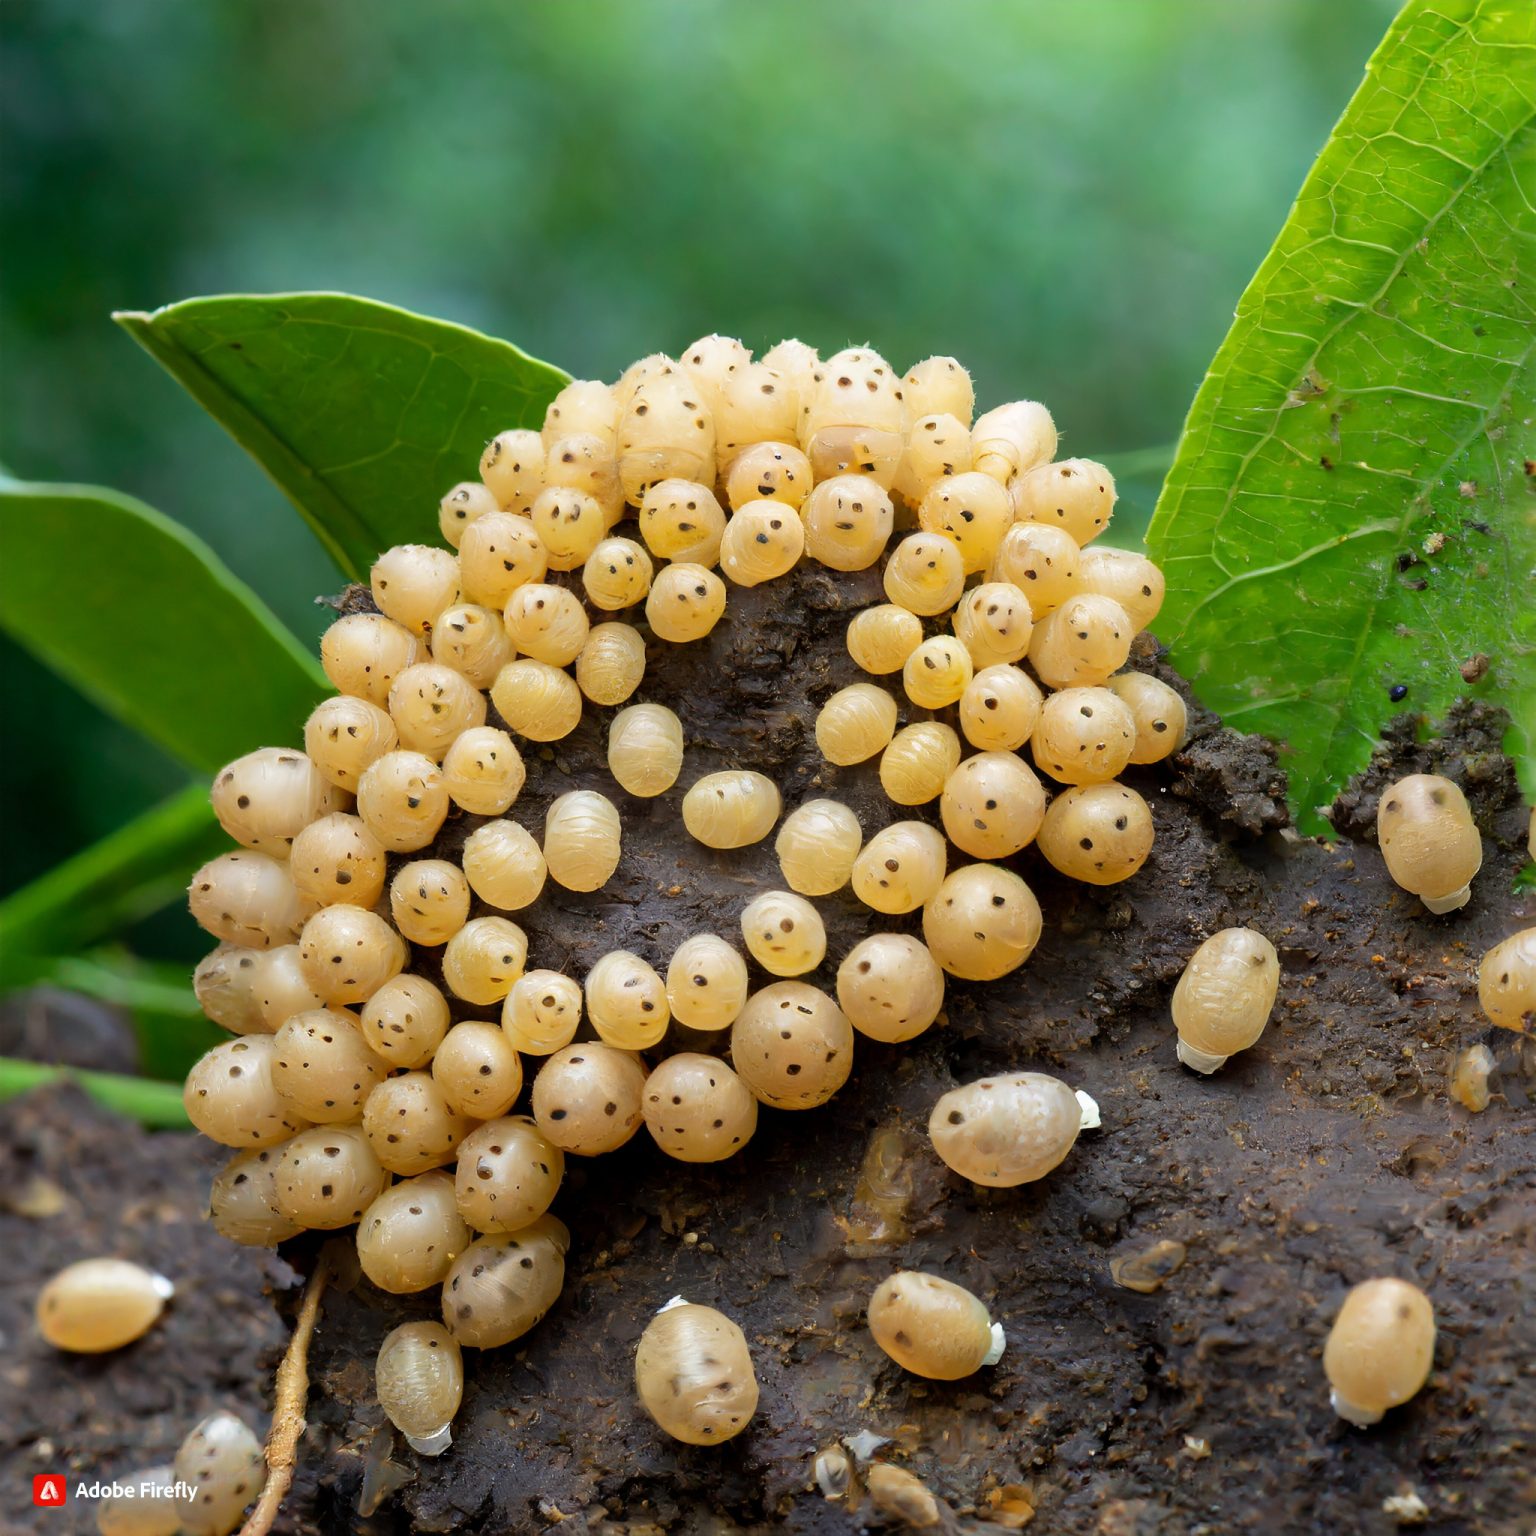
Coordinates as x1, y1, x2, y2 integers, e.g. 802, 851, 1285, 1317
165, 334, 1511, 1472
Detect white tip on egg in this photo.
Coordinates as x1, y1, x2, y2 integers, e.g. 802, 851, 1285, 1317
405, 1425, 453, 1456
1075, 1089, 1101, 1129
1176, 1039, 1228, 1075
1421, 884, 1470, 914
1329, 1388, 1384, 1427
984, 1321, 1007, 1366
657, 1295, 690, 1314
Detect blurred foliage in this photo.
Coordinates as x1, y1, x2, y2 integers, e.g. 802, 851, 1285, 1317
0, 0, 1396, 954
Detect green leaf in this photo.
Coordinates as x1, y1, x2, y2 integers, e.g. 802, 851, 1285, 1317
117, 292, 571, 577
1146, 0, 1536, 832
0, 480, 327, 774
0, 784, 225, 973
0, 1055, 190, 1127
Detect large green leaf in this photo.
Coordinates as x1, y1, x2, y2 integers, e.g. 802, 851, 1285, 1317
1146, 0, 1536, 832
0, 1056, 190, 1127
0, 480, 327, 773
117, 293, 571, 577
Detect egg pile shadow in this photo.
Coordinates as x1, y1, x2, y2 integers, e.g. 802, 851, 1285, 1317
1, 562, 1531, 1536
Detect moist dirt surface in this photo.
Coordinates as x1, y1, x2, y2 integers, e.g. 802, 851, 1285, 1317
1, 563, 1532, 1536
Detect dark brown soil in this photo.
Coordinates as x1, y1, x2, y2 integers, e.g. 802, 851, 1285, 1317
2, 563, 1532, 1536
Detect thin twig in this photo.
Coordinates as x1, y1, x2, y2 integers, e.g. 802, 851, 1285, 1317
239, 1245, 334, 1536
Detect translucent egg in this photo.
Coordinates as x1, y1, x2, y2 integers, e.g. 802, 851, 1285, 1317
36, 1258, 173, 1352
502, 970, 584, 1055
929, 1071, 1083, 1185
320, 612, 422, 707
376, 1320, 464, 1456
1171, 927, 1280, 1073
851, 821, 948, 915
433, 1020, 525, 1118
883, 531, 965, 616
172, 1411, 265, 1536
740, 890, 826, 976
903, 356, 974, 423
248, 944, 326, 1032
187, 850, 304, 950
645, 562, 728, 643
971, 400, 1057, 486
583, 536, 653, 611
270, 1007, 387, 1123
1478, 927, 1536, 1032
576, 622, 648, 706
713, 361, 799, 474
1377, 773, 1483, 912
208, 1145, 304, 1247
441, 725, 526, 816
490, 658, 583, 742
775, 799, 863, 896
681, 333, 751, 413
836, 933, 945, 1043
802, 347, 905, 489
665, 934, 750, 1030
356, 1171, 470, 1293
1036, 781, 1154, 885
802, 475, 894, 571
442, 916, 528, 1005
362, 1071, 470, 1176
893, 412, 972, 507
303, 695, 399, 793
1031, 686, 1136, 786
1106, 672, 1187, 763
545, 432, 623, 526
988, 521, 1081, 618
720, 500, 806, 586
193, 944, 269, 1036
879, 721, 962, 806
430, 602, 514, 688
481, 426, 547, 511
638, 479, 727, 565
635, 1301, 760, 1445
387, 661, 489, 761
917, 472, 1013, 574
457, 511, 548, 608
359, 973, 451, 1069
618, 371, 716, 501
939, 751, 1045, 859
211, 747, 347, 856
529, 486, 606, 571
1012, 457, 1116, 545
682, 770, 782, 848
441, 1216, 570, 1349
958, 664, 1043, 751
184, 1035, 308, 1148
1078, 544, 1165, 630
815, 683, 899, 767
903, 635, 973, 710
724, 440, 813, 513
952, 581, 1034, 670
922, 863, 1042, 980
356, 749, 449, 852
453, 1116, 565, 1234
370, 544, 461, 637
642, 1053, 758, 1162
389, 859, 472, 946
94, 1464, 181, 1536
289, 812, 387, 909
542, 379, 619, 449
274, 1123, 388, 1229
462, 818, 547, 912
868, 1271, 1001, 1379
609, 703, 685, 797
846, 603, 924, 675
297, 903, 408, 1005
531, 1043, 648, 1154
544, 789, 623, 892
730, 981, 853, 1109
586, 950, 671, 1049
503, 582, 590, 667
1027, 593, 1133, 689
1323, 1278, 1435, 1426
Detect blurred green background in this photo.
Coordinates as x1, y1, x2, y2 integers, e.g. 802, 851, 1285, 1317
0, 0, 1396, 938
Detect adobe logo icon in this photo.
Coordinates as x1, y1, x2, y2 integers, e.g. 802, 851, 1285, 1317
33, 1474, 68, 1508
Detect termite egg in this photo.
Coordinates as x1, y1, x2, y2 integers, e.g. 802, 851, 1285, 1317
713, 361, 798, 474
454, 1116, 565, 1234
971, 399, 1058, 487
730, 981, 854, 1109
94, 1464, 180, 1536
852, 820, 948, 914
740, 889, 827, 976
1078, 544, 1164, 630
879, 721, 962, 806
922, 864, 1042, 980
248, 944, 325, 1031
542, 380, 618, 450
883, 530, 966, 616
490, 658, 583, 742
362, 1071, 470, 1176
665, 933, 750, 1030
441, 725, 526, 816
867, 1271, 1004, 1379
482, 427, 547, 511
1171, 927, 1280, 1073
902, 634, 973, 709
356, 749, 450, 852
36, 1257, 174, 1353
388, 858, 472, 946
1027, 593, 1133, 689
1036, 781, 1154, 885
356, 1170, 470, 1293
210, 747, 345, 856
503, 582, 590, 667
503, 970, 584, 1055
939, 750, 1045, 859
815, 682, 899, 766
608, 703, 685, 797
575, 621, 648, 707
303, 694, 399, 793
917, 471, 1012, 573
802, 474, 894, 571
634, 1300, 759, 1445
432, 1020, 525, 1117
582, 536, 653, 611
462, 818, 548, 912
187, 850, 304, 951
642, 1053, 758, 1161
192, 945, 268, 1037
289, 812, 387, 910
1031, 686, 1136, 786
172, 1411, 265, 1536
725, 440, 813, 512
645, 561, 728, 643
458, 511, 548, 608
1477, 927, 1535, 1031
988, 519, 1080, 618
441, 1215, 570, 1349
442, 916, 528, 1005
297, 903, 408, 1005
929, 1071, 1084, 1185
376, 1321, 464, 1457
958, 663, 1043, 751
320, 612, 423, 708
619, 371, 716, 500
1106, 672, 1187, 763
847, 603, 924, 676
430, 602, 515, 688
802, 346, 904, 488
184, 1035, 308, 1147
531, 1043, 648, 1154
1448, 1043, 1496, 1111
586, 950, 671, 1048
359, 973, 451, 1068
1377, 773, 1483, 912
904, 354, 974, 423
1012, 457, 1116, 544
545, 431, 623, 525
894, 411, 972, 506
1323, 1277, 1436, 1426
274, 1123, 388, 1229
952, 581, 1034, 668
638, 479, 727, 564
836, 933, 946, 1043
720, 499, 806, 586
270, 1007, 388, 1123
208, 1145, 304, 1247
440, 480, 501, 549
544, 789, 623, 891
775, 798, 863, 896
529, 486, 606, 570
370, 543, 461, 637
682, 770, 782, 849
387, 661, 486, 760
